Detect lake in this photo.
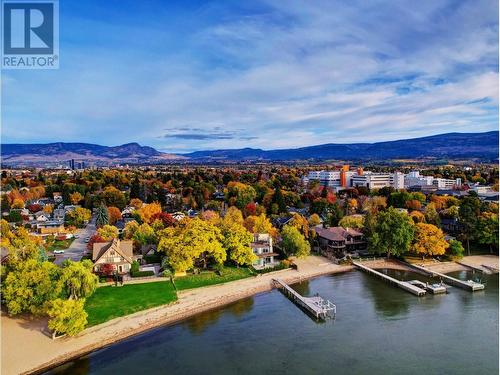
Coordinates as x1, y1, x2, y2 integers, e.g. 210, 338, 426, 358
48, 269, 499, 375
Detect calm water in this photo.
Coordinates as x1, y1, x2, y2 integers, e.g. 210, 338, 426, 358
48, 270, 498, 375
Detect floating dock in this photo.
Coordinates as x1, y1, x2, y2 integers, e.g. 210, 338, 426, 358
272, 278, 336, 320
407, 280, 447, 294
352, 262, 426, 296
403, 263, 485, 292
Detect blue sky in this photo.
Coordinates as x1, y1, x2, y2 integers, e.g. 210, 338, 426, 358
1, 0, 498, 153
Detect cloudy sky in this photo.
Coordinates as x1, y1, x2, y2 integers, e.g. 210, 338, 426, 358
2, 0, 498, 153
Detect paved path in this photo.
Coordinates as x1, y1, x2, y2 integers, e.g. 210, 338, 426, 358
54, 218, 95, 265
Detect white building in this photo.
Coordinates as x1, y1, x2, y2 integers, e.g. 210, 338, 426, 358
404, 171, 461, 189
251, 234, 278, 269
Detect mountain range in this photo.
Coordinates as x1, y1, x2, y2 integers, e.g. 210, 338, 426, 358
1, 131, 498, 166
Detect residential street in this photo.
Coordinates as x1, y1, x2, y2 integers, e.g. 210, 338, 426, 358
54, 217, 95, 265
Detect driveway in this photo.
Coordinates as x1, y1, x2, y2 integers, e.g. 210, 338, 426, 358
54, 217, 96, 265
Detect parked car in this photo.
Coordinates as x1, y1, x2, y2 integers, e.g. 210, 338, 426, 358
53, 249, 65, 254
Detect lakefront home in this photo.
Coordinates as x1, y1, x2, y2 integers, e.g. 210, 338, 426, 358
92, 238, 134, 274
315, 226, 367, 257
251, 233, 278, 269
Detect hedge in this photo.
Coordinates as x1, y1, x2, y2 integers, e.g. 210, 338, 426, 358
131, 270, 155, 278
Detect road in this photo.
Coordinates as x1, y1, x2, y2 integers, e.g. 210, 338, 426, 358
54, 218, 96, 265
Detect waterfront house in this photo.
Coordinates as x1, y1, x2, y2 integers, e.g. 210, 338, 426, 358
315, 226, 367, 257
251, 233, 278, 269
92, 238, 134, 274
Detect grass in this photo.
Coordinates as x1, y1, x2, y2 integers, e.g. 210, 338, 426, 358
174, 266, 254, 290
46, 238, 74, 252
85, 281, 177, 326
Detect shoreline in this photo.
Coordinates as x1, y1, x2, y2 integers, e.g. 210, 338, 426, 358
2, 256, 352, 375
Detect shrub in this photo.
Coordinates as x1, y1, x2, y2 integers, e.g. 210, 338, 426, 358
251, 261, 290, 274
131, 270, 154, 278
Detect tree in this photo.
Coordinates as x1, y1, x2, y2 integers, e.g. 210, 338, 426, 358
448, 239, 465, 258
281, 225, 310, 258
369, 207, 415, 257
47, 298, 87, 338
123, 220, 139, 240
405, 200, 422, 210
272, 182, 287, 214
66, 207, 92, 228
133, 223, 156, 246
219, 218, 255, 266
95, 204, 109, 228
11, 198, 25, 209
224, 206, 244, 225
338, 215, 364, 229
411, 223, 449, 258
150, 212, 175, 227
107, 206, 122, 225
327, 202, 344, 226
7, 227, 45, 264
226, 182, 256, 210
137, 202, 162, 224
69, 192, 84, 205
2, 259, 61, 315
158, 218, 226, 272
288, 213, 311, 239
59, 260, 98, 300
308, 213, 322, 227
475, 212, 499, 253
129, 198, 143, 209
97, 225, 119, 241
459, 196, 481, 255
409, 210, 425, 223
244, 214, 278, 238
101, 186, 127, 210
424, 203, 441, 227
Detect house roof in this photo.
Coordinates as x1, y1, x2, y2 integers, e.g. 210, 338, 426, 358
93, 238, 134, 264
315, 226, 363, 242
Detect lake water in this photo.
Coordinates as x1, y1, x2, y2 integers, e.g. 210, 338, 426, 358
48, 270, 498, 375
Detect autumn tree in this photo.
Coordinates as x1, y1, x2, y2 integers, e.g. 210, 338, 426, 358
150, 212, 175, 227
58, 260, 98, 300
424, 203, 441, 227
308, 213, 322, 227
409, 210, 426, 223
224, 206, 244, 225
107, 206, 122, 225
411, 223, 449, 258
226, 182, 256, 210
123, 220, 139, 240
69, 192, 84, 205
87, 233, 106, 251
281, 225, 310, 258
47, 299, 88, 338
369, 207, 415, 257
338, 215, 364, 229
244, 214, 278, 238
2, 259, 61, 315
138, 202, 162, 224
97, 225, 119, 241
219, 217, 255, 266
101, 186, 127, 210
133, 223, 157, 246
129, 198, 143, 209
66, 207, 92, 228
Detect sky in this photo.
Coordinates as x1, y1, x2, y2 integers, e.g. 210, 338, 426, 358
1, 0, 498, 153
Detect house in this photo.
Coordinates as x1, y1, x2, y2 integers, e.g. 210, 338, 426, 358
441, 218, 462, 234
53, 208, 66, 221
273, 216, 293, 230
121, 206, 136, 218
53, 192, 63, 203
251, 233, 278, 269
171, 212, 186, 221
36, 221, 66, 235
315, 226, 367, 257
34, 211, 50, 222
92, 238, 135, 274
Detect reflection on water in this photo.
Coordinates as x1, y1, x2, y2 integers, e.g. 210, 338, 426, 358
183, 298, 254, 334
47, 271, 499, 375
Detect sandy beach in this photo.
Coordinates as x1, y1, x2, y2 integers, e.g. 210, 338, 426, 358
1, 256, 352, 375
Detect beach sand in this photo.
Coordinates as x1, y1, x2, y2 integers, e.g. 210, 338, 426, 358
1, 256, 352, 375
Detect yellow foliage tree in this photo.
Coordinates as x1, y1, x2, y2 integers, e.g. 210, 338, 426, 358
138, 202, 162, 224
411, 223, 449, 258
97, 225, 119, 241
69, 192, 84, 205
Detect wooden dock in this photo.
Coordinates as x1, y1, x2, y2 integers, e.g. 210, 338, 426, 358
352, 262, 426, 296
403, 263, 485, 292
272, 279, 336, 320
456, 261, 496, 275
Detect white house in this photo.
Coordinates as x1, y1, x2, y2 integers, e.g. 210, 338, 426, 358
251, 233, 278, 269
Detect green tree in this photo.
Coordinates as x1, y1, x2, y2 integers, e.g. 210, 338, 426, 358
338, 215, 364, 229
2, 260, 61, 315
459, 196, 481, 255
95, 204, 109, 228
133, 223, 157, 246
475, 212, 499, 253
47, 298, 88, 338
448, 239, 465, 258
369, 207, 415, 257
281, 225, 310, 258
424, 203, 441, 227
59, 260, 98, 300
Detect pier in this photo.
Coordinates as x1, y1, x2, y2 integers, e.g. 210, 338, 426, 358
272, 279, 336, 320
352, 262, 426, 296
456, 261, 494, 275
403, 263, 485, 292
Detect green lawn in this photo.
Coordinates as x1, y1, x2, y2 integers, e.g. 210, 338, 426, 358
174, 267, 254, 290
46, 238, 75, 252
85, 281, 177, 326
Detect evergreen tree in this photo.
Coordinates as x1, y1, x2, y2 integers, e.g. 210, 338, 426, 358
95, 204, 109, 228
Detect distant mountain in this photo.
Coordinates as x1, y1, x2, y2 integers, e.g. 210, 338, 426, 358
2, 131, 498, 167
185, 131, 499, 161
1, 142, 182, 166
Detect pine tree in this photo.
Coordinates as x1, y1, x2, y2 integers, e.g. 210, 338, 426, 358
95, 204, 109, 228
